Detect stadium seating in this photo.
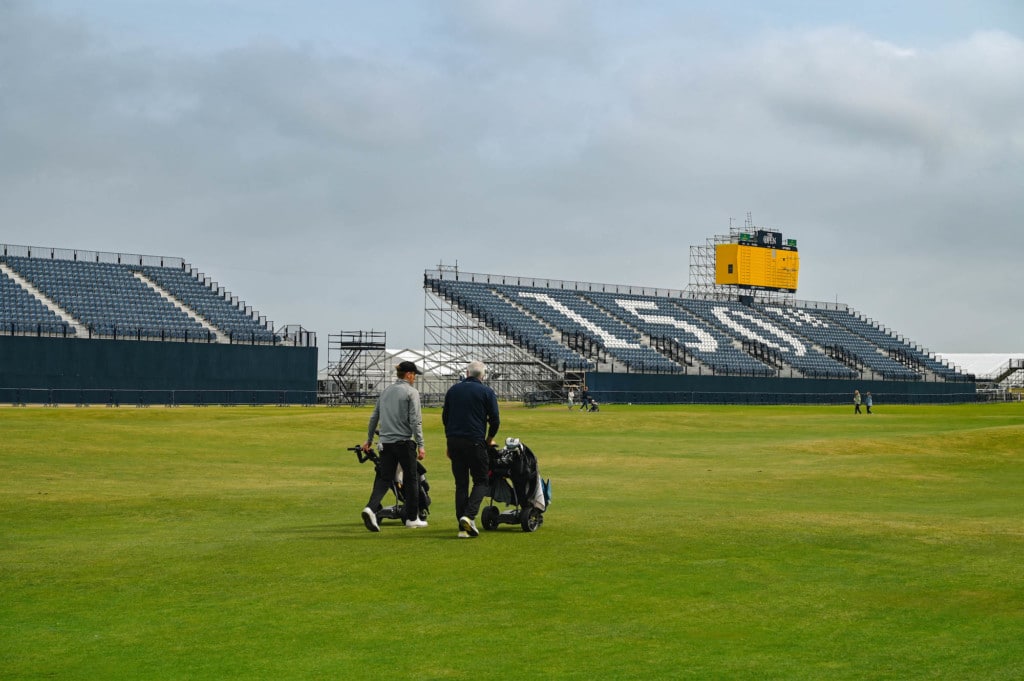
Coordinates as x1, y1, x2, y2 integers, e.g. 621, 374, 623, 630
496, 285, 683, 373
0, 254, 276, 343
429, 279, 593, 370
583, 291, 776, 376
424, 271, 973, 384
140, 266, 276, 342
815, 308, 967, 381
801, 308, 927, 380
755, 305, 892, 378
3, 256, 206, 340
678, 298, 859, 379
0, 268, 73, 335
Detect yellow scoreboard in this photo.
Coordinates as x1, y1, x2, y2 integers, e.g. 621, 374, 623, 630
715, 242, 800, 292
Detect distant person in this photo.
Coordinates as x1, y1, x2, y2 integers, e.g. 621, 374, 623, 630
853, 389, 862, 414
443, 360, 500, 539
567, 389, 576, 410
361, 361, 427, 531
865, 392, 873, 414
579, 386, 590, 410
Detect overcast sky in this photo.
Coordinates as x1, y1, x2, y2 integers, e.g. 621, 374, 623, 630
2, 1, 1022, 364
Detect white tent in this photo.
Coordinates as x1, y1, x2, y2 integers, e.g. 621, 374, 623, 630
936, 353, 1024, 381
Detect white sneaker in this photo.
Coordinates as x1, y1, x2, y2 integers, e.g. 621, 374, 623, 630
361, 507, 379, 533
459, 516, 479, 538
405, 518, 428, 528
457, 531, 470, 538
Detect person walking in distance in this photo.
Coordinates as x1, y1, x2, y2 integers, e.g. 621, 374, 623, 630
578, 386, 590, 410
865, 391, 873, 414
443, 360, 500, 539
853, 389, 862, 415
361, 361, 428, 531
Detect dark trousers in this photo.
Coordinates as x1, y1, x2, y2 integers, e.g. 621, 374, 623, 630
366, 440, 419, 521
448, 437, 489, 521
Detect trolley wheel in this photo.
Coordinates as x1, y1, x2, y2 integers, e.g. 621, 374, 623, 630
520, 507, 542, 532
481, 505, 500, 531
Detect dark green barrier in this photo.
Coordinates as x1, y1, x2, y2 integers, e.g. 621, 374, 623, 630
585, 372, 977, 405
1, 336, 316, 405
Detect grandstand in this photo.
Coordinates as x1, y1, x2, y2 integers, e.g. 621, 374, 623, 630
419, 216, 978, 403
1, 247, 286, 342
423, 217, 976, 405
1, 244, 316, 405
424, 267, 975, 404
1, 226, 982, 407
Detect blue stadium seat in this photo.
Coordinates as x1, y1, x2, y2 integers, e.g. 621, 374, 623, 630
497, 285, 683, 373
1, 255, 277, 344
3, 257, 208, 340
585, 291, 776, 376
678, 298, 858, 379
0, 267, 73, 335
425, 273, 976, 383
140, 266, 277, 342
815, 308, 967, 380
430, 279, 594, 370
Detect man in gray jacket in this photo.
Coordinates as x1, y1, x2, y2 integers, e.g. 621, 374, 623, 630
361, 360, 428, 531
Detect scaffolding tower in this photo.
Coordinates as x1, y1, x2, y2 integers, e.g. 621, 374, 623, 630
423, 265, 566, 402
325, 331, 389, 405
687, 212, 795, 304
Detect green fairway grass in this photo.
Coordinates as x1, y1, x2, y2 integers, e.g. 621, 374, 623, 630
2, 403, 1022, 679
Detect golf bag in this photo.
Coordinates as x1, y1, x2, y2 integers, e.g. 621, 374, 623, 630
349, 444, 431, 522
481, 437, 551, 532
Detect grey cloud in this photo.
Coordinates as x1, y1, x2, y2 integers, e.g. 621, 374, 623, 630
2, 2, 1022, 352
752, 28, 1024, 168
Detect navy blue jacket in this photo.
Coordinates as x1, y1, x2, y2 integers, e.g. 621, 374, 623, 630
442, 377, 500, 442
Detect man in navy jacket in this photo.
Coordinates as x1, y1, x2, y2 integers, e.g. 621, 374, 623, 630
443, 360, 500, 538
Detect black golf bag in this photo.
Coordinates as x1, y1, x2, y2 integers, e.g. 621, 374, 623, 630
350, 444, 431, 522
481, 437, 550, 532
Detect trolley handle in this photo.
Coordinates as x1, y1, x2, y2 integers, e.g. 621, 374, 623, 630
349, 444, 377, 464
351, 430, 382, 464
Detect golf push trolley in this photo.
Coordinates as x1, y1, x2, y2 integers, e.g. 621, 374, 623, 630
349, 441, 430, 523
481, 437, 551, 533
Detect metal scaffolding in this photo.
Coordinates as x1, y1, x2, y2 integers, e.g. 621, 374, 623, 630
687, 212, 795, 304
424, 212, 801, 402
324, 331, 389, 405
423, 265, 566, 402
